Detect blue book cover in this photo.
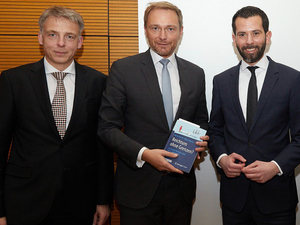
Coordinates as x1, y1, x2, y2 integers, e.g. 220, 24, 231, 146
165, 118, 206, 173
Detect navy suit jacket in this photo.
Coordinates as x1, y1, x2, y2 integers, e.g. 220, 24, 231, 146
0, 59, 113, 224
98, 49, 208, 209
208, 56, 300, 214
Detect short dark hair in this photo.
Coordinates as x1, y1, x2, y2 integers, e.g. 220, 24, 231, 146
232, 6, 269, 34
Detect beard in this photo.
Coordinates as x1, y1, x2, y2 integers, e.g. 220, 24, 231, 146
236, 40, 266, 64
151, 44, 177, 58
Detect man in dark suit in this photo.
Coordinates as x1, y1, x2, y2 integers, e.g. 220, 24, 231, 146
0, 6, 113, 225
207, 6, 300, 225
98, 2, 209, 225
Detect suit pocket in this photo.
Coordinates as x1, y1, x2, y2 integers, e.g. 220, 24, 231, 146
5, 163, 32, 178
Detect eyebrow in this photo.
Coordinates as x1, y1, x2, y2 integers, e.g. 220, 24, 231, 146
44, 30, 77, 36
237, 29, 262, 34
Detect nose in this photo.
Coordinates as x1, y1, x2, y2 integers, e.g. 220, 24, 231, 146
159, 29, 167, 40
246, 34, 254, 45
57, 36, 66, 46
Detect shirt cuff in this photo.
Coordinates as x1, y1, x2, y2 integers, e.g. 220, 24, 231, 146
136, 147, 148, 168
271, 160, 283, 176
216, 153, 228, 168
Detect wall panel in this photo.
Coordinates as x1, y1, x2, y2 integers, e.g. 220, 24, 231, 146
0, 0, 138, 75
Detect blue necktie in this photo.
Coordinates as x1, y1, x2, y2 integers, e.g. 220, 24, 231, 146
160, 59, 173, 129
247, 66, 259, 131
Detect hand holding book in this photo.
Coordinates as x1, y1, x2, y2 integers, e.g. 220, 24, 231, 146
164, 118, 208, 173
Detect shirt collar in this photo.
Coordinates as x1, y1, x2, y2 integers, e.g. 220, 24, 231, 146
150, 49, 177, 68
241, 54, 269, 72
44, 57, 76, 75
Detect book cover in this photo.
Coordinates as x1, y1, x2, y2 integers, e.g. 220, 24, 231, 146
164, 118, 206, 173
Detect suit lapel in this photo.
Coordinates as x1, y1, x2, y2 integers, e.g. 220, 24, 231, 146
174, 56, 188, 123
29, 58, 59, 136
229, 63, 249, 132
251, 57, 279, 131
141, 50, 170, 130
64, 62, 87, 139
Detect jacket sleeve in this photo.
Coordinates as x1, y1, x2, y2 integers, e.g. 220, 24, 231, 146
207, 76, 228, 163
98, 61, 143, 170
0, 71, 16, 217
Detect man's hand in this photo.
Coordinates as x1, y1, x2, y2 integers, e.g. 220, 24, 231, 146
142, 149, 184, 174
0, 217, 7, 225
242, 161, 279, 183
93, 205, 110, 225
219, 153, 246, 178
195, 135, 209, 159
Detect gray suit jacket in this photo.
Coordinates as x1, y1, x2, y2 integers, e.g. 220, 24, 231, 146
98, 49, 208, 208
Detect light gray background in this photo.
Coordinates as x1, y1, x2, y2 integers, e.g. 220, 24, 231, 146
138, 1, 300, 224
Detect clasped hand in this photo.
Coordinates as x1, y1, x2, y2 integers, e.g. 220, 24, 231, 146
219, 153, 280, 183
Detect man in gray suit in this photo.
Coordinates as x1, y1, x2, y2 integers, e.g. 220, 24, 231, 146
98, 1, 209, 225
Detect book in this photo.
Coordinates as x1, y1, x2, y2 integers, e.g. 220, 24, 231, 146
164, 118, 206, 173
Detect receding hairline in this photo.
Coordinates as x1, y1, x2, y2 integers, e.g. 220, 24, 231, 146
144, 1, 183, 28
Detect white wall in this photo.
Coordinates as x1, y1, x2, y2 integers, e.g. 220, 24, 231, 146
138, 0, 300, 224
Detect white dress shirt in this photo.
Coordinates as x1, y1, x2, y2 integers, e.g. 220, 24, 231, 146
44, 58, 75, 128
217, 55, 283, 175
239, 55, 268, 120
136, 50, 182, 167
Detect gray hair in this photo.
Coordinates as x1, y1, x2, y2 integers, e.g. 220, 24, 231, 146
38, 6, 84, 35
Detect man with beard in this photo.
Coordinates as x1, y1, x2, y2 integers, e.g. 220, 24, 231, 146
207, 6, 300, 225
98, 1, 209, 225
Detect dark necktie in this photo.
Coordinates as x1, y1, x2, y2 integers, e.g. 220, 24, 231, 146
160, 59, 173, 129
246, 66, 259, 131
51, 71, 68, 139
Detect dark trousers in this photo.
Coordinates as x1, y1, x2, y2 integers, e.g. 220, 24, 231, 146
8, 190, 95, 225
119, 174, 193, 225
222, 188, 296, 225
8, 216, 93, 225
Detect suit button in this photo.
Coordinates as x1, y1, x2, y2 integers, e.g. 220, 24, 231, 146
248, 142, 252, 146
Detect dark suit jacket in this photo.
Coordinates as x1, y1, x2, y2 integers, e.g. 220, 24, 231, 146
0, 58, 113, 224
98, 49, 208, 209
207, 56, 300, 214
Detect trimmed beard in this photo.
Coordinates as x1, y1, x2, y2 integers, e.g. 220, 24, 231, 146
237, 40, 266, 64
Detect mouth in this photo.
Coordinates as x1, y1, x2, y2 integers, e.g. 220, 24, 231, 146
242, 46, 258, 54
55, 51, 67, 56
157, 42, 169, 47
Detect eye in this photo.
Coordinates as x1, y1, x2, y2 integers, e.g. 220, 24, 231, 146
166, 27, 177, 33
152, 27, 160, 31
48, 33, 57, 38
66, 35, 76, 40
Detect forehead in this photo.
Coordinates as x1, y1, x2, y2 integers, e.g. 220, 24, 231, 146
43, 16, 79, 33
235, 15, 264, 32
147, 8, 179, 27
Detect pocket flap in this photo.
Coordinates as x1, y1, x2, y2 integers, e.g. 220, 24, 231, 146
5, 163, 32, 178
